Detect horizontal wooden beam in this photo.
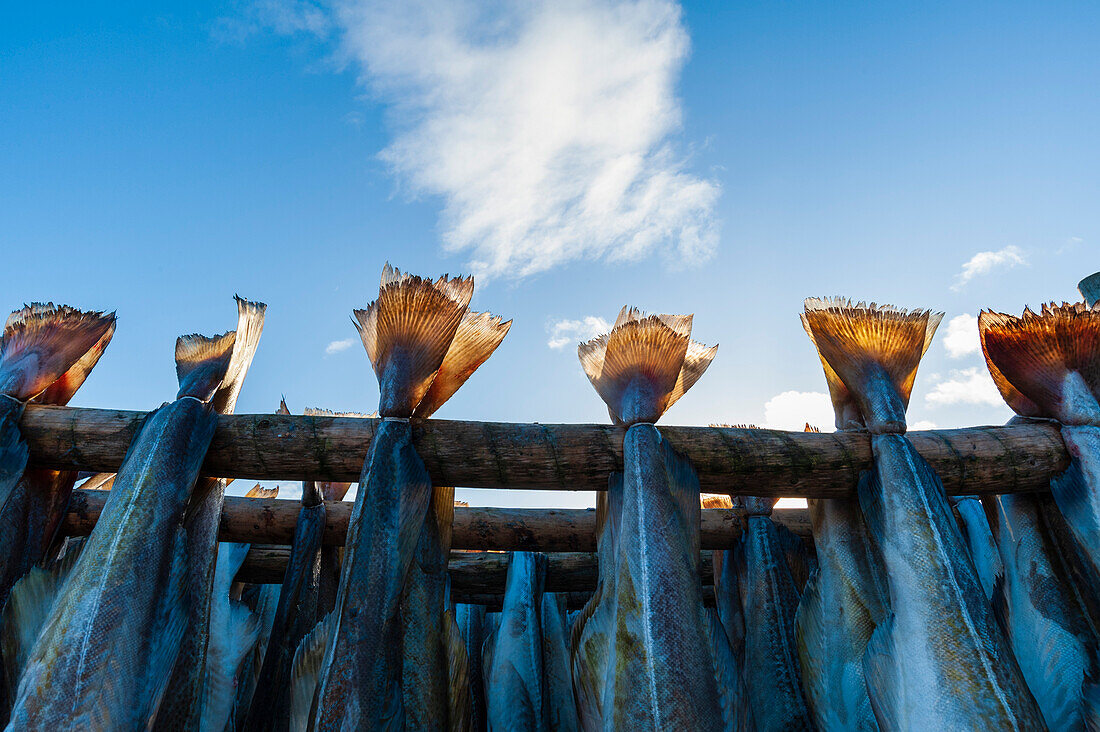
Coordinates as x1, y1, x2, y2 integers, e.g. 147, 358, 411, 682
24, 406, 1066, 497
61, 489, 812, 551
235, 547, 721, 594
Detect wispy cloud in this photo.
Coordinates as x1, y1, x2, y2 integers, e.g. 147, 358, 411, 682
547, 315, 611, 349
325, 338, 356, 355
763, 391, 834, 432
268, 0, 719, 279
942, 313, 980, 358
925, 367, 1003, 407
951, 245, 1027, 291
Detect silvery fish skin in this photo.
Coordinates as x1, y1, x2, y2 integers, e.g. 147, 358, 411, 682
990, 491, 1100, 730
796, 495, 886, 731
860, 435, 1046, 731
244, 487, 325, 732
456, 604, 488, 732
312, 419, 431, 730
1050, 426, 1100, 583
950, 495, 1003, 604
600, 425, 723, 731
485, 551, 547, 732
540, 592, 579, 732
7, 397, 219, 731
739, 500, 814, 732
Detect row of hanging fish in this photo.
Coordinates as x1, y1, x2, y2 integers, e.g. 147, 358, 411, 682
0, 267, 1099, 730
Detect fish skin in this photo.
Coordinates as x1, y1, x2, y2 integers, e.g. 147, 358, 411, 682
1050, 426, 1100, 583
795, 493, 886, 732
455, 604, 488, 732
859, 434, 1046, 731
244, 501, 325, 732
601, 425, 723, 732
486, 551, 548, 732
0, 400, 28, 522
951, 495, 1003, 604
990, 491, 1100, 731
400, 489, 453, 731
312, 419, 431, 730
739, 511, 814, 732
7, 396, 219, 731
540, 592, 580, 732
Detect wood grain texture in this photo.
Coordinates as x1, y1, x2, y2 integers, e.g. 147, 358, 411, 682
24, 406, 1067, 496
61, 489, 811, 549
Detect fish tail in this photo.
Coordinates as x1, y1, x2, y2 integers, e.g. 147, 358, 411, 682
353, 263, 474, 417
292, 614, 334, 732
979, 305, 1100, 422
412, 310, 511, 418
1081, 272, 1100, 309
578, 307, 716, 424
211, 295, 266, 414
441, 605, 471, 731
802, 298, 942, 433
175, 332, 237, 401
32, 316, 116, 406
800, 312, 863, 430
0, 304, 116, 401
430, 486, 456, 556
244, 484, 279, 499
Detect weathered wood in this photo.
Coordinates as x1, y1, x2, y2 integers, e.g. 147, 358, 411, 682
235, 548, 721, 593
24, 406, 1067, 496
61, 489, 811, 550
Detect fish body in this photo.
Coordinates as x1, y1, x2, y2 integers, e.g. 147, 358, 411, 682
795, 495, 885, 731
991, 491, 1100, 730
7, 342, 230, 731
485, 551, 547, 732
456, 604, 488, 732
739, 502, 814, 732
312, 419, 431, 730
601, 425, 723, 731
243, 494, 324, 732
860, 435, 1046, 731
951, 495, 1003, 604
540, 592, 579, 732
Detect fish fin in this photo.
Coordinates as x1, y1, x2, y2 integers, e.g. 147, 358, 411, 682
979, 305, 1100, 422
211, 296, 266, 414
666, 339, 719, 413
31, 317, 116, 405
1081, 272, 1100, 309
700, 493, 734, 509
775, 522, 815, 594
353, 264, 474, 417
244, 484, 279, 499
1, 555, 75, 698
862, 613, 903, 732
578, 307, 712, 424
442, 607, 471, 732
290, 614, 334, 732
78, 472, 115, 491
412, 310, 511, 418
199, 596, 260, 732
801, 312, 863, 430
990, 572, 1010, 634
175, 332, 237, 401
803, 298, 941, 432
0, 304, 116, 401
276, 397, 291, 415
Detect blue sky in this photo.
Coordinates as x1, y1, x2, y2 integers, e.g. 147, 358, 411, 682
3, 1, 1097, 506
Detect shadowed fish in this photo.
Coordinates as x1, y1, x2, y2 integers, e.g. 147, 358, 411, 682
4, 328, 237, 731
1079, 272, 1100, 309
577, 307, 722, 731
949, 495, 1002, 604
156, 297, 266, 732
541, 591, 580, 732
456, 603, 488, 731
805, 298, 1044, 730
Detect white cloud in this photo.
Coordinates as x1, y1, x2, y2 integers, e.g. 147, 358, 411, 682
763, 391, 834, 432
951, 246, 1027, 291
909, 419, 937, 430
925, 367, 1004, 407
325, 338, 356, 355
942, 313, 980, 358
547, 315, 611, 349
308, 0, 718, 279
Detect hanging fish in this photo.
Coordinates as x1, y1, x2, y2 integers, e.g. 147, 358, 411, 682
804, 298, 1044, 730
456, 603, 489, 732
540, 592, 580, 732
795, 321, 888, 732
485, 551, 548, 731
576, 307, 722, 730
1079, 272, 1100, 309
5, 326, 239, 730
401, 310, 509, 730
948, 495, 1002, 605
988, 488, 1100, 730
157, 296, 266, 732
312, 265, 504, 730
737, 496, 814, 731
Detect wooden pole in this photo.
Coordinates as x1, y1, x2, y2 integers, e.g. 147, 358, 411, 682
24, 406, 1066, 497
61, 489, 812, 550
